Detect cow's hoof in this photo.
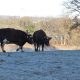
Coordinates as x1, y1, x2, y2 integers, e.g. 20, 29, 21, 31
3, 50, 6, 53
16, 48, 19, 51
35, 49, 38, 52
16, 49, 18, 51
21, 50, 24, 52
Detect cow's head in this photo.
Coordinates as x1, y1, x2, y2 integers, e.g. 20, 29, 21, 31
44, 36, 52, 46
27, 34, 33, 44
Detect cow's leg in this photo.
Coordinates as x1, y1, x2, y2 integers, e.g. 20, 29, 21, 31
36, 44, 39, 51
34, 43, 37, 51
42, 44, 44, 51
20, 46, 24, 52
1, 42, 6, 52
16, 47, 20, 51
16, 46, 24, 52
16, 46, 21, 51
34, 43, 36, 51
38, 45, 40, 51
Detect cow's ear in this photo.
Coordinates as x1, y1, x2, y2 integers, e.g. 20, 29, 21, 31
48, 37, 52, 40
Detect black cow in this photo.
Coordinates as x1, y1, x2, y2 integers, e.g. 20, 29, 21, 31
33, 29, 51, 51
0, 28, 33, 52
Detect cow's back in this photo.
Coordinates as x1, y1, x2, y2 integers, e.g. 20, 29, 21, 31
0, 28, 13, 40
33, 30, 47, 44
0, 28, 27, 44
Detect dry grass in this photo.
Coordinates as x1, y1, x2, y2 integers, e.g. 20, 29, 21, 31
52, 44, 80, 50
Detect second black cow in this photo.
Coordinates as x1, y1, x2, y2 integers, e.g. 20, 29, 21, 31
33, 29, 51, 51
0, 28, 33, 52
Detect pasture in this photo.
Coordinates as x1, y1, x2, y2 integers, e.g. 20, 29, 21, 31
0, 50, 80, 80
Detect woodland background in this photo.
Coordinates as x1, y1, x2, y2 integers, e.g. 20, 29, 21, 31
0, 15, 79, 47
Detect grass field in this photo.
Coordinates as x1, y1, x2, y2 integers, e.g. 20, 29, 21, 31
0, 50, 80, 80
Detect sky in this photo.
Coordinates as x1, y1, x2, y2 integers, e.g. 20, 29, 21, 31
0, 0, 65, 17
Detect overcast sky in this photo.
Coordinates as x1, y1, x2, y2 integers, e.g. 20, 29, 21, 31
0, 0, 65, 17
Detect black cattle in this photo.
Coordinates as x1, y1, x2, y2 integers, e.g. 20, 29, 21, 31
0, 28, 33, 52
33, 29, 51, 51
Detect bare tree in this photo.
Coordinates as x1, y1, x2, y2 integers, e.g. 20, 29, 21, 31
64, 0, 80, 14
64, 0, 80, 30
70, 15, 80, 31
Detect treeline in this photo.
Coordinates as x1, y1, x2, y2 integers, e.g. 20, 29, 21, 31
0, 16, 80, 46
